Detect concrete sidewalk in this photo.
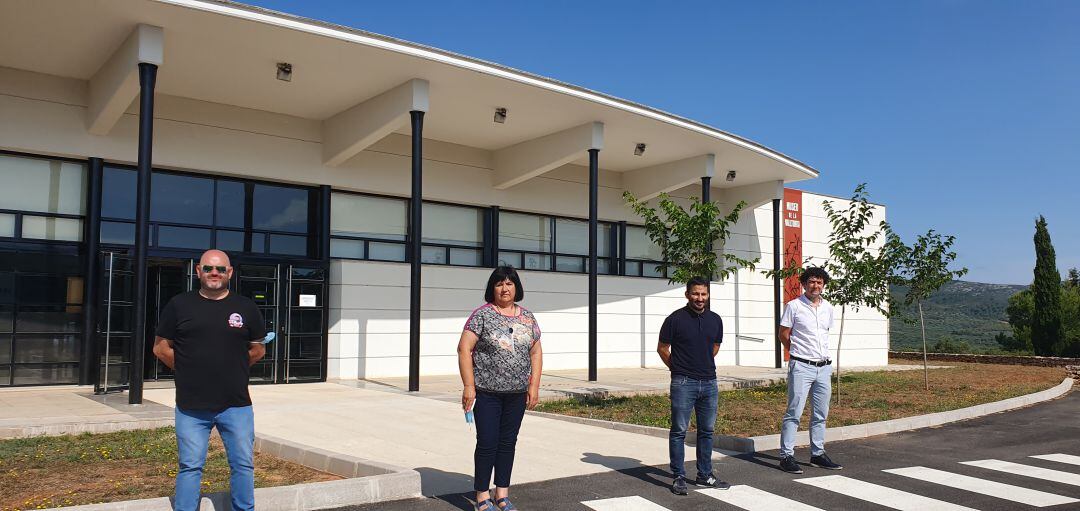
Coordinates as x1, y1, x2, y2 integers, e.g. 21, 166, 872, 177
2, 364, 933, 497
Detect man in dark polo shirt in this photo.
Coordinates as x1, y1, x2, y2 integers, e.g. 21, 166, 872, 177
658, 276, 729, 495
152, 249, 267, 511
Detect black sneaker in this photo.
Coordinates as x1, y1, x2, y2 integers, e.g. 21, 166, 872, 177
810, 453, 843, 470
693, 473, 731, 490
779, 456, 804, 474
670, 476, 688, 495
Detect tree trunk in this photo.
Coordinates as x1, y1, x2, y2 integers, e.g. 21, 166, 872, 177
835, 305, 846, 405
919, 301, 929, 391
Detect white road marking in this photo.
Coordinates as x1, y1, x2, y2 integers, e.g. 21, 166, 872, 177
795, 475, 978, 510
1031, 453, 1080, 467
698, 485, 825, 510
962, 459, 1080, 487
581, 495, 672, 511
885, 466, 1079, 507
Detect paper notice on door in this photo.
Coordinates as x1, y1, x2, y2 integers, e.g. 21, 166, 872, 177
298, 294, 317, 307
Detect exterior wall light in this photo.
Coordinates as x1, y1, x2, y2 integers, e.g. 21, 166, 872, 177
726, 170, 737, 181
494, 107, 508, 123
634, 143, 646, 156
276, 62, 292, 82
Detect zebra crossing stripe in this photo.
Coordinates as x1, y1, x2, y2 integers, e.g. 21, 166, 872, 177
698, 485, 825, 511
795, 475, 978, 511
962, 459, 1080, 487
581, 495, 671, 510
884, 466, 1079, 507
1031, 453, 1080, 467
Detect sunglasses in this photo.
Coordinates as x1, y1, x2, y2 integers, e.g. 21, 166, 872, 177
201, 265, 229, 274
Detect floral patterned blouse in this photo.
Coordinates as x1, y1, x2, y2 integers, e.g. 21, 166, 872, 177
464, 303, 542, 393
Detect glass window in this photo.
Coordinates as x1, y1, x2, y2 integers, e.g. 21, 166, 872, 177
0, 214, 14, 237
555, 219, 612, 257
13, 364, 77, 385
421, 246, 446, 264
215, 230, 244, 252
215, 181, 246, 228
101, 167, 136, 220
0, 273, 11, 303
449, 248, 482, 266
21, 216, 82, 242
17, 275, 82, 304
16, 306, 82, 333
13, 335, 80, 363
0, 155, 85, 215
329, 238, 364, 259
498, 252, 521, 268
499, 212, 551, 252
555, 256, 584, 273
0, 305, 11, 333
253, 185, 309, 233
368, 242, 405, 262
250, 233, 266, 253
150, 173, 214, 225
331, 193, 406, 240
522, 253, 551, 271
422, 203, 483, 246
100, 222, 134, 245
158, 226, 212, 250
626, 225, 662, 261
0, 337, 9, 364
268, 234, 308, 256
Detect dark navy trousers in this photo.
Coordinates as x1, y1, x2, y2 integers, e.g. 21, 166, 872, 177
473, 390, 527, 491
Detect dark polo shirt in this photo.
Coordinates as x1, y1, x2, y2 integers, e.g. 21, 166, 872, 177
659, 305, 723, 380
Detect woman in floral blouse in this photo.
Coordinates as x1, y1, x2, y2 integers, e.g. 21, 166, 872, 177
457, 266, 543, 511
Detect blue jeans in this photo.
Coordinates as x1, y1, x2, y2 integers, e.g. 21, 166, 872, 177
174, 406, 255, 511
473, 391, 527, 491
669, 376, 718, 478
780, 360, 832, 458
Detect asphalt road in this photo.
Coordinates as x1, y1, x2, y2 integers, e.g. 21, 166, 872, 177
341, 388, 1080, 510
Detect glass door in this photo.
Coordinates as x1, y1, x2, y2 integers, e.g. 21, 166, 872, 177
95, 251, 134, 394
234, 262, 326, 384
145, 259, 197, 381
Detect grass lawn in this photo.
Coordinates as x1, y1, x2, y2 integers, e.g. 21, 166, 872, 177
535, 362, 1068, 438
0, 427, 339, 511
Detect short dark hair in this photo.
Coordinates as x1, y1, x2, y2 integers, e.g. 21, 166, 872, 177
799, 267, 830, 285
685, 276, 710, 292
484, 266, 525, 303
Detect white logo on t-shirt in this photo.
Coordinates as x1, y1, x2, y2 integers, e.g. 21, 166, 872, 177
228, 313, 244, 328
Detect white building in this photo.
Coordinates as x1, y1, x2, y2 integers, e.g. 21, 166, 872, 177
0, 0, 888, 392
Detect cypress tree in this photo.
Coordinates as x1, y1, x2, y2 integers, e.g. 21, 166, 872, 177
1031, 216, 1064, 355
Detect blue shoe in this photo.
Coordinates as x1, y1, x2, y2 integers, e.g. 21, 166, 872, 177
495, 497, 518, 510
476, 498, 496, 511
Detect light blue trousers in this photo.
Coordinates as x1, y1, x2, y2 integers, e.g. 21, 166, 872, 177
174, 406, 255, 511
779, 360, 832, 458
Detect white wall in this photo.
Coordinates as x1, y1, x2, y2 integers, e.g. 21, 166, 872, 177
0, 65, 890, 378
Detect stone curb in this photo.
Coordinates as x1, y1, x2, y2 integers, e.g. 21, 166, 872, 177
528, 377, 1074, 454
34, 435, 421, 511
0, 418, 176, 439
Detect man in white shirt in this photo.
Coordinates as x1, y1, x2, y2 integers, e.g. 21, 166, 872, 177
777, 267, 843, 474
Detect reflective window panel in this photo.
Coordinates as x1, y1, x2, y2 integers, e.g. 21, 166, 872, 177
253, 185, 309, 234
0, 155, 86, 215
331, 193, 406, 241
150, 173, 214, 225
422, 203, 483, 247
21, 216, 82, 242
499, 212, 551, 252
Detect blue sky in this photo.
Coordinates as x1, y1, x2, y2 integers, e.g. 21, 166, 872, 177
247, 0, 1078, 286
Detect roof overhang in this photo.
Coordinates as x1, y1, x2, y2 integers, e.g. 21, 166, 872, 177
0, 0, 819, 189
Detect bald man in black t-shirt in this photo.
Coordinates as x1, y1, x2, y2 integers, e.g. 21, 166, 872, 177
153, 249, 266, 511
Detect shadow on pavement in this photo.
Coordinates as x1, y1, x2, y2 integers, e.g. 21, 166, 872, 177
580, 452, 671, 490
732, 451, 800, 473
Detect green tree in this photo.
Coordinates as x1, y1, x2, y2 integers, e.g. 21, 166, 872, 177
931, 337, 971, 354
898, 230, 968, 389
1031, 216, 1065, 355
1005, 289, 1035, 352
1068, 268, 1079, 288
622, 191, 757, 284
765, 184, 902, 403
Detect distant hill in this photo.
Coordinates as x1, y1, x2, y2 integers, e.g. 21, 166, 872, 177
889, 280, 1027, 352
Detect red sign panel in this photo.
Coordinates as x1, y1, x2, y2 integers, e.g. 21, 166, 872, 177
781, 188, 803, 361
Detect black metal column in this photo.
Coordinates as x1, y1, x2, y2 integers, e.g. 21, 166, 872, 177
319, 185, 332, 261
79, 157, 103, 386
588, 148, 599, 382
129, 63, 157, 404
773, 198, 782, 369
701, 176, 712, 277
408, 110, 424, 392
617, 221, 627, 276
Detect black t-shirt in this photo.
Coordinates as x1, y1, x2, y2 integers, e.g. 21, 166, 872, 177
659, 305, 723, 380
156, 290, 266, 412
